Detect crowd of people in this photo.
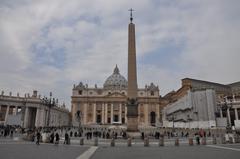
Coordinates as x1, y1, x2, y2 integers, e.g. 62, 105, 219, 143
1, 125, 239, 146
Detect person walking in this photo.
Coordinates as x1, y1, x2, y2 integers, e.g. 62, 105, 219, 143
64, 133, 69, 144
50, 132, 54, 143
36, 132, 41, 145
55, 133, 60, 145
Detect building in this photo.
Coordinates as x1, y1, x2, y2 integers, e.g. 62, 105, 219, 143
0, 90, 70, 128
71, 66, 161, 128
162, 78, 240, 129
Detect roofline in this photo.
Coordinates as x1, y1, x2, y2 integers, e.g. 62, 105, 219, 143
182, 78, 230, 88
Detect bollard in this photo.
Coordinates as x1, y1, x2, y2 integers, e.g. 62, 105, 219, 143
221, 136, 226, 144
201, 137, 206, 145
111, 138, 115, 147
94, 137, 98, 146
159, 137, 164, 147
229, 137, 233, 144
234, 136, 240, 143
127, 137, 132, 147
80, 138, 84, 145
188, 138, 193, 146
175, 138, 179, 146
212, 137, 217, 145
144, 137, 149, 147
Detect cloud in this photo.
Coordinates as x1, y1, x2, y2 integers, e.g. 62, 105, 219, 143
0, 0, 239, 108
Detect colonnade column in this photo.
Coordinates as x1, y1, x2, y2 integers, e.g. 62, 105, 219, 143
101, 103, 105, 124
35, 108, 40, 127
93, 103, 96, 123
4, 105, 10, 125
235, 108, 239, 120
14, 106, 18, 115
220, 109, 223, 118
23, 107, 29, 128
119, 103, 122, 123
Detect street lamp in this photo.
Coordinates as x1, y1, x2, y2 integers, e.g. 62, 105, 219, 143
42, 92, 56, 127
75, 110, 82, 137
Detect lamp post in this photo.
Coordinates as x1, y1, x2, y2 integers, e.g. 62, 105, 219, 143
42, 92, 56, 127
76, 110, 82, 137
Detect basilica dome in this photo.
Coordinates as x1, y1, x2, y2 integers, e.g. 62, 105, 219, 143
103, 65, 128, 90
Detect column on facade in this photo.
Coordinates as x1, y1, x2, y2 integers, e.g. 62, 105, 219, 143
119, 103, 122, 123
23, 107, 29, 128
156, 104, 160, 124
235, 108, 239, 120
144, 104, 148, 126
101, 103, 104, 124
4, 105, 10, 125
137, 104, 140, 123
83, 103, 87, 124
111, 103, 113, 123
105, 103, 108, 123
125, 104, 127, 124
227, 108, 231, 126
93, 103, 96, 123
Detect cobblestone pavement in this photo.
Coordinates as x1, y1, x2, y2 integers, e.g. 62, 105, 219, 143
91, 144, 240, 159
1, 136, 240, 159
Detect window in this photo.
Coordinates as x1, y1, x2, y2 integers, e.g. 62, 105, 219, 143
151, 91, 154, 96
78, 90, 82, 95
107, 117, 111, 123
122, 118, 125, 124
97, 115, 101, 123
114, 115, 119, 122
150, 111, 156, 125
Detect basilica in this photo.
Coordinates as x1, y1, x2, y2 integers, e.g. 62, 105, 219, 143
71, 65, 161, 127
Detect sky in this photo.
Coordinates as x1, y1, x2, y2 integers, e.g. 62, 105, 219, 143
0, 0, 240, 109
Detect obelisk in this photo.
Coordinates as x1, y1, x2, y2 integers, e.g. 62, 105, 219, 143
127, 8, 139, 132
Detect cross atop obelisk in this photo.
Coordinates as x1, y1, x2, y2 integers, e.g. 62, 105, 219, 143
129, 8, 134, 22
127, 8, 139, 132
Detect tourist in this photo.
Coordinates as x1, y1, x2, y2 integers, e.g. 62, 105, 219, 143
36, 131, 41, 145
50, 132, 54, 143
64, 133, 69, 144
55, 133, 60, 145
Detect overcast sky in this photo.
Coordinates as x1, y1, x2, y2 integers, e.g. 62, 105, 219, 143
0, 0, 240, 109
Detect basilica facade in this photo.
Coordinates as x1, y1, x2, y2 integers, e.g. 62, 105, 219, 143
71, 65, 161, 127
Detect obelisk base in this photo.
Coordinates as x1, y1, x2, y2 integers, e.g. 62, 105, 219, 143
127, 117, 138, 132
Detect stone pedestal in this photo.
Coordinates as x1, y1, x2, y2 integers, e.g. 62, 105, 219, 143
127, 117, 138, 132
126, 98, 138, 132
